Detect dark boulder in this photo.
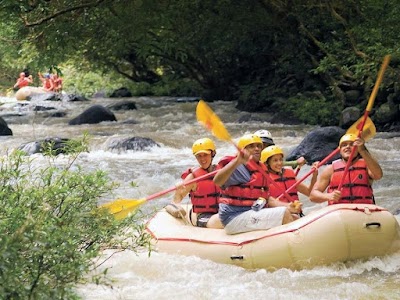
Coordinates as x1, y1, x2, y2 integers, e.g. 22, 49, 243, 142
28, 92, 58, 101
108, 137, 160, 151
18, 137, 70, 155
33, 106, 56, 111
64, 94, 90, 102
286, 126, 345, 164
69, 105, 117, 125
0, 117, 12, 136
176, 97, 201, 103
108, 100, 137, 111
110, 87, 132, 98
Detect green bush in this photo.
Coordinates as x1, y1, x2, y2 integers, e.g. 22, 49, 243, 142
0, 138, 151, 299
281, 95, 340, 126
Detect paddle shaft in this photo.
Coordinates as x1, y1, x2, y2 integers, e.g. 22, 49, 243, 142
338, 55, 390, 190
145, 169, 218, 201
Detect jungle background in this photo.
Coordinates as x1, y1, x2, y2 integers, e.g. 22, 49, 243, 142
1, 0, 400, 129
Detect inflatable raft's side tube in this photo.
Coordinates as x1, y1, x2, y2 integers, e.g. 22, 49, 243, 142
148, 205, 400, 270
15, 86, 45, 100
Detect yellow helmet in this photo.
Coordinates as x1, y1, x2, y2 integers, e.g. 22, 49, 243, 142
339, 133, 357, 147
237, 134, 262, 150
192, 138, 216, 155
260, 145, 284, 163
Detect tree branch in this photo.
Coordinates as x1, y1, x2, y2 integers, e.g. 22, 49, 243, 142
22, 0, 109, 27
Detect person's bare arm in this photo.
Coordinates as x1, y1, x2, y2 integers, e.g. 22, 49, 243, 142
296, 161, 319, 196
309, 165, 340, 203
213, 151, 249, 186
356, 138, 383, 180
172, 173, 196, 204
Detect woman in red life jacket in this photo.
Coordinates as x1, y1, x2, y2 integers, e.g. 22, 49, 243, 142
310, 133, 383, 205
213, 134, 300, 235
165, 138, 223, 228
13, 72, 33, 90
260, 145, 319, 217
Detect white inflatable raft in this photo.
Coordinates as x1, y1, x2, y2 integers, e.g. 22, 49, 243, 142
15, 86, 46, 100
146, 204, 400, 270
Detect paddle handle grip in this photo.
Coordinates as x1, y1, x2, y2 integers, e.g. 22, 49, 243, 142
146, 169, 218, 201
277, 148, 340, 199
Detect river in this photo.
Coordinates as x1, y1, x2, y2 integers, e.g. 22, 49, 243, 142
0, 95, 399, 300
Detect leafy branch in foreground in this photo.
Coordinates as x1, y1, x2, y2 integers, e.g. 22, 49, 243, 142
0, 137, 151, 299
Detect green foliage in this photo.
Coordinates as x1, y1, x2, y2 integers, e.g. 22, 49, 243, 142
1, 0, 400, 125
281, 95, 340, 126
61, 65, 130, 97
0, 138, 151, 299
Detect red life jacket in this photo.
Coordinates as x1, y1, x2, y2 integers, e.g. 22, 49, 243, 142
17, 78, 30, 88
218, 156, 270, 207
327, 159, 374, 205
181, 166, 219, 213
268, 167, 299, 203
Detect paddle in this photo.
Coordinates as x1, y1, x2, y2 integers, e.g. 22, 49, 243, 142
196, 100, 296, 202
101, 169, 218, 220
277, 116, 376, 199
337, 55, 390, 190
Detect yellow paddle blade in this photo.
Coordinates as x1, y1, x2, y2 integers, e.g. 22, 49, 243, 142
347, 116, 376, 141
196, 100, 232, 142
99, 198, 146, 220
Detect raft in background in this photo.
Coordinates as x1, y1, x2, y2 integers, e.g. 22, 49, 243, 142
15, 86, 46, 100
146, 204, 400, 270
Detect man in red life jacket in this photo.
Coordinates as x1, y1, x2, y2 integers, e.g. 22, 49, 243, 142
310, 133, 383, 205
13, 72, 33, 90
213, 134, 300, 235
166, 138, 223, 228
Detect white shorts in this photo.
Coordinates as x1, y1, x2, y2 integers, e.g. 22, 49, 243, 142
224, 207, 287, 235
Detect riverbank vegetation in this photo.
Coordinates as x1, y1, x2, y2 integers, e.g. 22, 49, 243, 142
0, 137, 150, 299
1, 0, 399, 125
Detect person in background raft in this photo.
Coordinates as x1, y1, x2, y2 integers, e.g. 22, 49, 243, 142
213, 134, 301, 235
254, 129, 306, 169
261, 145, 319, 217
52, 73, 63, 92
165, 138, 223, 228
38, 72, 54, 92
13, 72, 33, 90
310, 133, 383, 205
